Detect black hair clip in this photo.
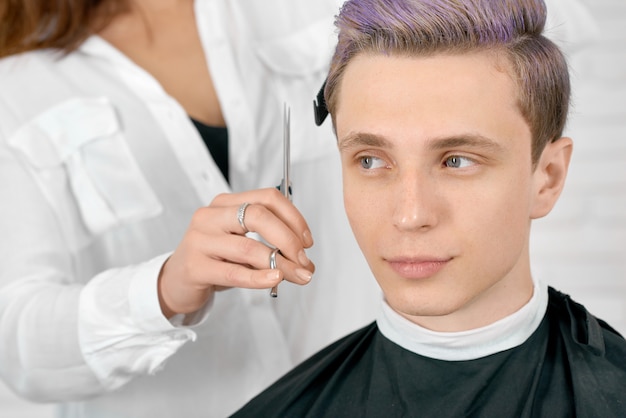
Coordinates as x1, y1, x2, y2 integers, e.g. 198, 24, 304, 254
313, 78, 329, 126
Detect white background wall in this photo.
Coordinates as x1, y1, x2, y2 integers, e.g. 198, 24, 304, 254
1, 1, 625, 417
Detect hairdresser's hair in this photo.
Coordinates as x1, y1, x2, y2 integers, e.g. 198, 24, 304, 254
0, 0, 128, 59
325, 0, 570, 164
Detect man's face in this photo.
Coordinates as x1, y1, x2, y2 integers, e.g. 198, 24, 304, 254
336, 52, 548, 332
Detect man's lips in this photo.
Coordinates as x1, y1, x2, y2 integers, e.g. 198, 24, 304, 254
386, 257, 451, 279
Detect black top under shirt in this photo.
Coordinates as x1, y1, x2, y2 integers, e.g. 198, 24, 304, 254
231, 288, 626, 418
190, 117, 229, 183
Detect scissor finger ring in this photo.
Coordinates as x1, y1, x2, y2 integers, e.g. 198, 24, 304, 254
269, 248, 280, 270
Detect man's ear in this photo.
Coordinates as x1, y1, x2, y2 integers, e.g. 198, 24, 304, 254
530, 137, 574, 219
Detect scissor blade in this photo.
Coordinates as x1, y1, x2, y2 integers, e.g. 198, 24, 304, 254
272, 104, 291, 298
282, 104, 291, 201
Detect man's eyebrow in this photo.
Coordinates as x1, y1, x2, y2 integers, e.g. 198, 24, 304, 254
426, 134, 505, 152
338, 132, 393, 152
338, 132, 504, 153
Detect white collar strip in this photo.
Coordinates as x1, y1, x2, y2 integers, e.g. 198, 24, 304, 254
376, 279, 548, 361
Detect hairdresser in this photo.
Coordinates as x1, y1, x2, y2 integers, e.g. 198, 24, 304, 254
0, 1, 381, 416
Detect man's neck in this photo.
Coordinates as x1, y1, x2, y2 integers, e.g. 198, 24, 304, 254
376, 277, 548, 361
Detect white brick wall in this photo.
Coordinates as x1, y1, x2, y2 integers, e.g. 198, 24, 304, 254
2, 1, 625, 416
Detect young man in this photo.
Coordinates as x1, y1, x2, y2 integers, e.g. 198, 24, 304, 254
232, 0, 626, 416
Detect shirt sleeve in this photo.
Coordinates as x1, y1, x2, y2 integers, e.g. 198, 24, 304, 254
79, 253, 213, 391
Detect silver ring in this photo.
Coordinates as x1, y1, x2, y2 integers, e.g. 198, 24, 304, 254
269, 248, 280, 269
237, 202, 250, 233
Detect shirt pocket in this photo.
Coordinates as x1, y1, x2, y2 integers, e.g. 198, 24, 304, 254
254, 14, 338, 164
8, 97, 162, 236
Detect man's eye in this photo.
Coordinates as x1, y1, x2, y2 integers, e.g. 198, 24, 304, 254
359, 156, 385, 169
444, 155, 474, 168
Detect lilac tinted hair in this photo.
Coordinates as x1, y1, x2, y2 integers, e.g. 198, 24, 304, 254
325, 0, 570, 164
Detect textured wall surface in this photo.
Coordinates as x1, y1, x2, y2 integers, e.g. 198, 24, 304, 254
1, 1, 624, 416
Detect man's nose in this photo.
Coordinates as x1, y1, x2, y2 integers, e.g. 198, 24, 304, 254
392, 171, 440, 232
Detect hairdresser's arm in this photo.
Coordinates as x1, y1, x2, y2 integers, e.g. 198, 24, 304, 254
0, 131, 313, 401
79, 188, 315, 394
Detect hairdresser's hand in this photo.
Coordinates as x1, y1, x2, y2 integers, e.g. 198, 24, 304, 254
157, 188, 315, 318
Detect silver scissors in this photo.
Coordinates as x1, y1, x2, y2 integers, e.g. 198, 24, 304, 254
271, 103, 291, 298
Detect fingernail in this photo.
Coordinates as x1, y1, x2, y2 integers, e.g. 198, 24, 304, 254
267, 271, 280, 281
295, 268, 312, 283
298, 250, 310, 266
303, 230, 313, 247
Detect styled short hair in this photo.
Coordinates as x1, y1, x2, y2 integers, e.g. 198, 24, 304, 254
325, 0, 570, 164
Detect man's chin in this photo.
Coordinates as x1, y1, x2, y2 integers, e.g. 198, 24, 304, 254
386, 293, 463, 323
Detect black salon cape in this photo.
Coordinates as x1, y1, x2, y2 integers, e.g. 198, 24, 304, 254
231, 288, 626, 417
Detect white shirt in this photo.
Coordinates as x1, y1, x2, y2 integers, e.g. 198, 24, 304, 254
0, 1, 381, 417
